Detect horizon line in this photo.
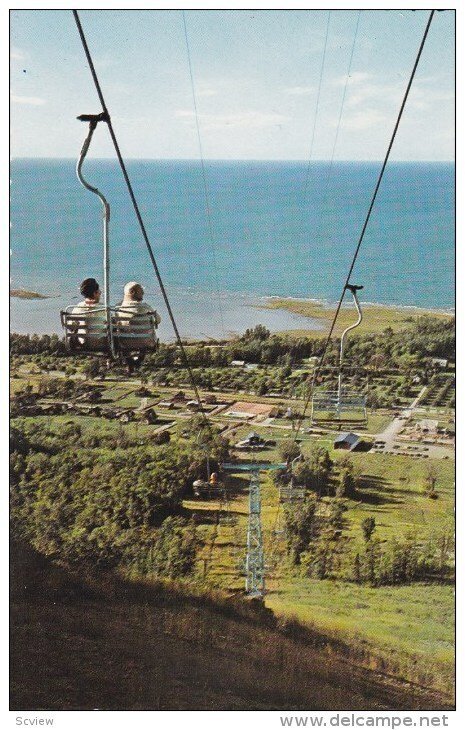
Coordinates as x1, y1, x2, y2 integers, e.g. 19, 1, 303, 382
10, 156, 455, 164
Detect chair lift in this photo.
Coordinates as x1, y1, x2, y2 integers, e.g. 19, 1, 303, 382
311, 284, 367, 424
60, 113, 159, 362
337, 284, 364, 417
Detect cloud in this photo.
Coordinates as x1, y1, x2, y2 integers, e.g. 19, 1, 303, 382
11, 95, 45, 106
175, 109, 289, 131
339, 73, 403, 109
341, 107, 389, 131
283, 86, 314, 96
330, 71, 454, 115
196, 87, 217, 98
11, 48, 25, 61
406, 85, 454, 111
114, 115, 151, 125
331, 71, 372, 88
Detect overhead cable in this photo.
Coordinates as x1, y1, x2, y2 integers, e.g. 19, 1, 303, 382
182, 10, 226, 340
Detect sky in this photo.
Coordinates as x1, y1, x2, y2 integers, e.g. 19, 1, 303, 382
10, 8, 455, 161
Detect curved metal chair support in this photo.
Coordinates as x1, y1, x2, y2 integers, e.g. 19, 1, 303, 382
76, 113, 115, 357
337, 284, 363, 414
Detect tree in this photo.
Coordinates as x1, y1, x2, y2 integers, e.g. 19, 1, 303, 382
424, 463, 439, 498
369, 353, 387, 372
292, 460, 315, 488
82, 358, 101, 380
284, 494, 318, 564
256, 378, 268, 396
243, 324, 271, 342
279, 440, 301, 465
337, 467, 356, 498
153, 430, 170, 445
305, 500, 348, 580
149, 517, 197, 578
364, 537, 381, 585
361, 516, 376, 543
306, 446, 333, 496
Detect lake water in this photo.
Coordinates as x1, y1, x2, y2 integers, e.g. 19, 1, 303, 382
10, 159, 454, 338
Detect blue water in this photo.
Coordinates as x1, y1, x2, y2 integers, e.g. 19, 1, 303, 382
10, 159, 454, 338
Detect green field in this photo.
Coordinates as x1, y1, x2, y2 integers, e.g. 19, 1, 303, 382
181, 445, 454, 693
267, 580, 454, 694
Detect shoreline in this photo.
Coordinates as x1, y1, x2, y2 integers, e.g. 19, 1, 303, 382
258, 296, 453, 336
10, 288, 453, 340
262, 295, 454, 316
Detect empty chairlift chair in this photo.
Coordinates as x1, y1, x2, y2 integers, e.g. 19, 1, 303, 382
311, 284, 367, 425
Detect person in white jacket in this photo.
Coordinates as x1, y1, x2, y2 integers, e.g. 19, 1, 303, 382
115, 281, 161, 370
70, 277, 107, 349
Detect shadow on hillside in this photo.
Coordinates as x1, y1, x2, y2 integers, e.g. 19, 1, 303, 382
356, 475, 403, 505
182, 508, 243, 526
10, 540, 454, 712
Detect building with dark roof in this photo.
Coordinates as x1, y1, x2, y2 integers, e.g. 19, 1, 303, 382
334, 432, 362, 451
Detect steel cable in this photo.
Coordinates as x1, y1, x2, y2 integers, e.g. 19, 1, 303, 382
182, 10, 226, 340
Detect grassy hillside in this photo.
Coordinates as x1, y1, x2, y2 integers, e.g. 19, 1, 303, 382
180, 451, 454, 697
10, 542, 453, 711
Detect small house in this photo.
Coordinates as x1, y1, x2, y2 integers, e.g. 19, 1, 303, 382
142, 409, 157, 424
430, 358, 448, 368
158, 400, 174, 409
334, 432, 362, 451
416, 419, 439, 434
235, 431, 265, 449
246, 431, 262, 446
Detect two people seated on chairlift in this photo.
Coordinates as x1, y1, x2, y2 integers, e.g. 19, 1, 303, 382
70, 277, 160, 362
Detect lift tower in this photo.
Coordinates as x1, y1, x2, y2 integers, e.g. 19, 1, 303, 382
245, 468, 264, 596
223, 462, 285, 598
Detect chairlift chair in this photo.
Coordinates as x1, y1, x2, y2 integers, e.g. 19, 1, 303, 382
311, 284, 367, 424
60, 113, 159, 360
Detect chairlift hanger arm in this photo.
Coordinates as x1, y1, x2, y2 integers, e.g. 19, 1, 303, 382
75, 110, 114, 356
77, 111, 110, 126
76, 113, 110, 209
339, 284, 363, 367
346, 284, 363, 294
